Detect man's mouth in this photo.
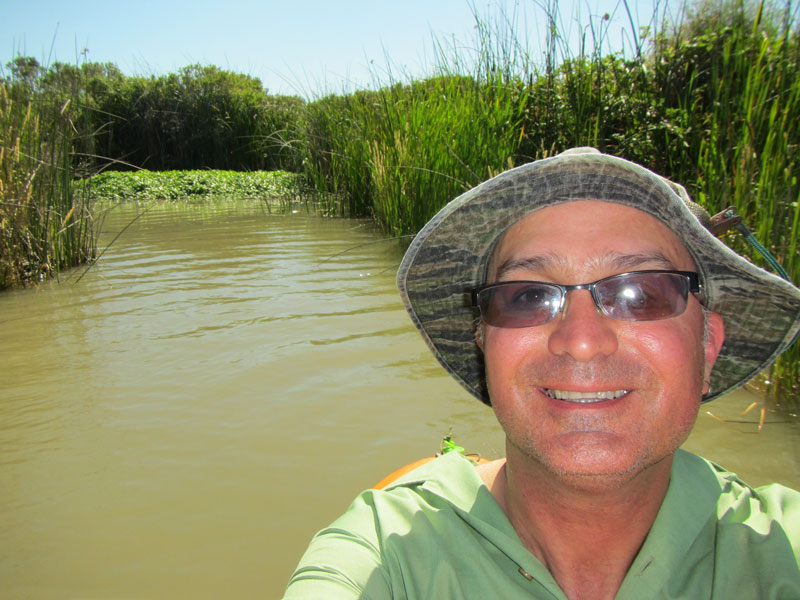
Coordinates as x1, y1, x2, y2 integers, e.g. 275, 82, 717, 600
544, 388, 630, 403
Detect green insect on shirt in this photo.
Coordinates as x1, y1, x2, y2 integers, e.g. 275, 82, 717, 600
283, 450, 800, 599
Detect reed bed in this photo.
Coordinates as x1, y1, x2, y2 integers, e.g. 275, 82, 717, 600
3, 0, 798, 402
90, 65, 304, 172
300, 75, 526, 237
0, 82, 95, 288
298, 0, 800, 403
299, 5, 532, 236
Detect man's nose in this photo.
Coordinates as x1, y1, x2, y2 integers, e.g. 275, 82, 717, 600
547, 289, 619, 361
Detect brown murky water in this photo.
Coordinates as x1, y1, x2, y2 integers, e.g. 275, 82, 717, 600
2, 200, 798, 599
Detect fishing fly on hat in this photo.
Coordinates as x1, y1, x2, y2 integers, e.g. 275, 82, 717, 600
397, 147, 800, 404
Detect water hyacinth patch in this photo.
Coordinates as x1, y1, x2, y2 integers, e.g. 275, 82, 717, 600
79, 170, 305, 202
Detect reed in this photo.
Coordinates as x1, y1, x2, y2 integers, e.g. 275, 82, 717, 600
646, 0, 800, 403
299, 7, 530, 237
90, 65, 305, 172
297, 0, 800, 403
0, 80, 95, 288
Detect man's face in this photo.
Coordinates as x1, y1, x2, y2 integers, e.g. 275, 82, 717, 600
479, 200, 724, 487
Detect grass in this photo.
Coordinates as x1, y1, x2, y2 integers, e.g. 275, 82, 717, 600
300, 75, 526, 237
0, 82, 95, 288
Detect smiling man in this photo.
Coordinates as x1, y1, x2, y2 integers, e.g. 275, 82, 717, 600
284, 148, 800, 599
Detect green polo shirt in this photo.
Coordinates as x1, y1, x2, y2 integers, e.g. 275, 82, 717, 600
283, 449, 800, 599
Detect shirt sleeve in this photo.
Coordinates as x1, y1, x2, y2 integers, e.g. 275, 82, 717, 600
281, 494, 393, 599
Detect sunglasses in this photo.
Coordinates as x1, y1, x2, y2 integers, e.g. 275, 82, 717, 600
471, 270, 701, 328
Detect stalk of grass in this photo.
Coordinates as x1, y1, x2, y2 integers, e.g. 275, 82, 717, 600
0, 79, 95, 288
299, 5, 530, 236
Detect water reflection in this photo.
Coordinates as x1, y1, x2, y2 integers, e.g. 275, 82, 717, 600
0, 200, 797, 599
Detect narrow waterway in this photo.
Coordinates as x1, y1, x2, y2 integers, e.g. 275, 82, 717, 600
1, 200, 798, 599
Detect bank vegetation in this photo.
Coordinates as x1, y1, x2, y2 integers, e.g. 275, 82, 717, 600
1, 0, 798, 403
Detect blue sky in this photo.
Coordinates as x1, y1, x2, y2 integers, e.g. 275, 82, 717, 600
2, 0, 660, 97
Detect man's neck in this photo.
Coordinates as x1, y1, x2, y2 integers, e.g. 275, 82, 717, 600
478, 448, 673, 600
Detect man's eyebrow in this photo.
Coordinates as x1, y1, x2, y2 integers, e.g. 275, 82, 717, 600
493, 251, 679, 280
609, 251, 679, 270
493, 254, 564, 280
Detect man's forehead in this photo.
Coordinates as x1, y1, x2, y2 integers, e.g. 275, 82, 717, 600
491, 250, 681, 281
487, 200, 695, 279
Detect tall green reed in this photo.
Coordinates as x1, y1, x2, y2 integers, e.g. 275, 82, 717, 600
0, 80, 95, 288
90, 65, 304, 172
297, 0, 800, 404
299, 6, 530, 236
646, 0, 800, 403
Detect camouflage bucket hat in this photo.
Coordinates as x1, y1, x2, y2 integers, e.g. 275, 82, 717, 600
397, 147, 800, 405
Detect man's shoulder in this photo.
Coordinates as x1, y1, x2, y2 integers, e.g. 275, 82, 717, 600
675, 449, 800, 521
672, 449, 800, 571
283, 453, 537, 599
338, 451, 491, 527
626, 450, 800, 597
711, 462, 800, 538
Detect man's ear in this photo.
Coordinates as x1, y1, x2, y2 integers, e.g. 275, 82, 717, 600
475, 322, 484, 351
703, 311, 725, 392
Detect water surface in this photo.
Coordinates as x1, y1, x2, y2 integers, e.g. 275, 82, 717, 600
1, 200, 797, 599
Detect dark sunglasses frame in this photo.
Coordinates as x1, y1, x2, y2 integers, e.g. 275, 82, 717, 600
471, 270, 701, 327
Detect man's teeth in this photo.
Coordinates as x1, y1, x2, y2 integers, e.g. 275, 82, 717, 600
545, 389, 629, 403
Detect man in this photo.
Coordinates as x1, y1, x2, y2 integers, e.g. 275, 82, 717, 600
283, 148, 800, 599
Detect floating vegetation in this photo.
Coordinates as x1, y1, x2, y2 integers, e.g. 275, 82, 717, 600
79, 169, 305, 203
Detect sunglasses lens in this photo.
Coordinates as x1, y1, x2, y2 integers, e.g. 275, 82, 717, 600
475, 272, 694, 328
596, 272, 690, 321
477, 283, 562, 327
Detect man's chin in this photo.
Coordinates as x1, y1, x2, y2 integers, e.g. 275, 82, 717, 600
510, 438, 675, 491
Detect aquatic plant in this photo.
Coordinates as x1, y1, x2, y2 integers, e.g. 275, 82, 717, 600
0, 75, 95, 288
80, 169, 304, 202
